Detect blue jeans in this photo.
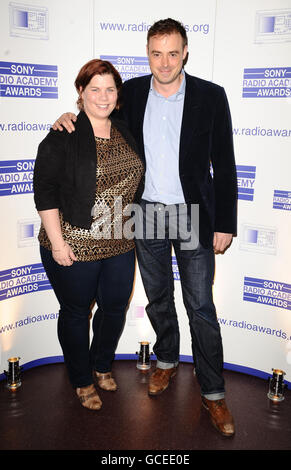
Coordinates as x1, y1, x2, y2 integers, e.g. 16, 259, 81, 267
134, 200, 225, 400
40, 246, 135, 388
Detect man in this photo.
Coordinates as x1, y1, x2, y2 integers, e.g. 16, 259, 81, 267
53, 18, 237, 437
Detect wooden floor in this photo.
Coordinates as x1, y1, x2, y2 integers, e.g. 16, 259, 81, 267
1, 360, 291, 457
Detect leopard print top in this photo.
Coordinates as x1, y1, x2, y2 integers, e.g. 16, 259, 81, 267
38, 125, 143, 261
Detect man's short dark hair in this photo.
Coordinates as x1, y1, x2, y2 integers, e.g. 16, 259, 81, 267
147, 18, 188, 47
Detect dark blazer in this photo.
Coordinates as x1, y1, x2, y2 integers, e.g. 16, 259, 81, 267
33, 110, 143, 229
118, 72, 238, 248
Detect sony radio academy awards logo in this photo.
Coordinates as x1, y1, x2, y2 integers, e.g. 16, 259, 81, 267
172, 256, 180, 281
0, 263, 51, 301
237, 165, 256, 201
243, 277, 291, 311
273, 190, 291, 211
243, 67, 291, 98
100, 55, 150, 81
0, 61, 58, 98
0, 160, 34, 196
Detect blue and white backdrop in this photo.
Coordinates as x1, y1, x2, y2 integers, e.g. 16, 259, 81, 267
0, 0, 291, 387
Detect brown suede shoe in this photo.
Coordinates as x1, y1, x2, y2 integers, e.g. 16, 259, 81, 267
202, 397, 235, 437
148, 367, 177, 396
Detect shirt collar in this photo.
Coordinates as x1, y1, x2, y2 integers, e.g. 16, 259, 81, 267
149, 69, 185, 101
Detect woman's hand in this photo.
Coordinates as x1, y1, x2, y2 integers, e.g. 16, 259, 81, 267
52, 242, 77, 266
37, 209, 77, 266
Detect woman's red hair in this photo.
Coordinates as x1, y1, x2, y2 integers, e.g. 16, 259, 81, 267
74, 59, 123, 110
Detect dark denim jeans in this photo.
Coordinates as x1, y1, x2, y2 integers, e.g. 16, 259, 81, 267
40, 246, 135, 388
134, 200, 225, 400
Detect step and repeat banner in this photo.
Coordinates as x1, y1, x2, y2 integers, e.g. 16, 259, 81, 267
0, 0, 290, 387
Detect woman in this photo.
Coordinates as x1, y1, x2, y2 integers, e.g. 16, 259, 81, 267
33, 59, 144, 410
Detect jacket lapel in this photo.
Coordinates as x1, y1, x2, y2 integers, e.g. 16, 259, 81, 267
179, 73, 207, 163
134, 75, 151, 162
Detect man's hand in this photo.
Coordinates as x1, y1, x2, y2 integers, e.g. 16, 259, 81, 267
213, 232, 233, 254
52, 112, 77, 133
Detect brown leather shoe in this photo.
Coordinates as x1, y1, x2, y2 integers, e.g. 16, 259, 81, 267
148, 367, 177, 396
202, 397, 235, 437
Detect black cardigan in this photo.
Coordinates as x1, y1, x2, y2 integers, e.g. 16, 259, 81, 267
33, 111, 143, 229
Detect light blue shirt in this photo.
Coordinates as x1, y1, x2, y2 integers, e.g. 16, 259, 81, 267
142, 71, 186, 205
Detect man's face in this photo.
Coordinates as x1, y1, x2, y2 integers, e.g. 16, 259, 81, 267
147, 32, 188, 87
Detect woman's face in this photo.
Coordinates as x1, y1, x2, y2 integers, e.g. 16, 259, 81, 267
81, 73, 118, 121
